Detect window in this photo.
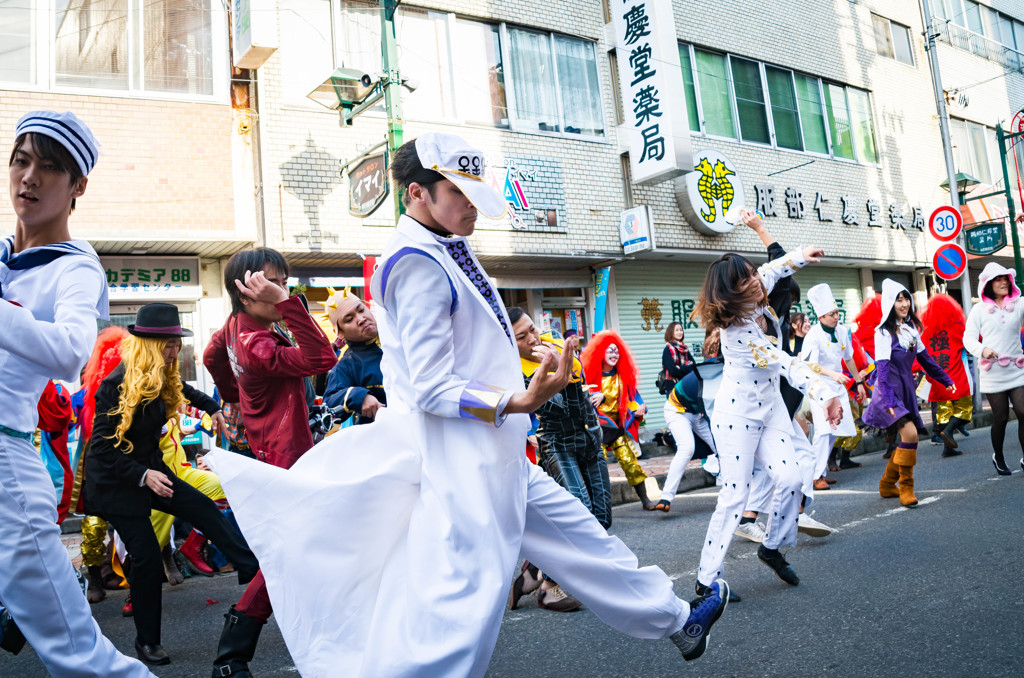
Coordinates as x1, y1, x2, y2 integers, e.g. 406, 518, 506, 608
0, 0, 34, 84
508, 28, 560, 132
950, 118, 999, 185
679, 43, 877, 163
795, 74, 828, 154
677, 45, 700, 132
873, 14, 915, 66
397, 10, 452, 120
506, 29, 603, 136
280, 0, 336, 106
847, 88, 878, 164
731, 56, 769, 144
5, 0, 224, 97
554, 35, 603, 136
765, 66, 801, 151
930, 0, 1024, 70
824, 84, 855, 160
694, 49, 735, 138
453, 19, 507, 127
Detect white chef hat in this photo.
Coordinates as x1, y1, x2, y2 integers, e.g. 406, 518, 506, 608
807, 283, 838, 317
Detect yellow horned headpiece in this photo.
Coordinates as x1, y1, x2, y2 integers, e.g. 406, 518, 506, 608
318, 286, 355, 341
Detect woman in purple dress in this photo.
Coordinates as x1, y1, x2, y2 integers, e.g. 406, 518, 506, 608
862, 280, 956, 506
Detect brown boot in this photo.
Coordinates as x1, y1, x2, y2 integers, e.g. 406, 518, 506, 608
893, 443, 918, 507
86, 565, 106, 604
879, 458, 900, 498
633, 481, 656, 510
162, 544, 184, 586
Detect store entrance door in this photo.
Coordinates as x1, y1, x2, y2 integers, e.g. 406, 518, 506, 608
104, 304, 199, 384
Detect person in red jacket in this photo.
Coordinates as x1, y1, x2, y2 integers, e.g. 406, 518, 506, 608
203, 247, 337, 677
919, 293, 974, 458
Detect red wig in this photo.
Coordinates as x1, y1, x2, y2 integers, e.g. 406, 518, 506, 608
919, 293, 965, 340
79, 326, 129, 446
581, 331, 640, 431
852, 295, 881, 358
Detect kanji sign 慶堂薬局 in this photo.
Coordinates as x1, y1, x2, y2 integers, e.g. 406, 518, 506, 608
612, 0, 691, 185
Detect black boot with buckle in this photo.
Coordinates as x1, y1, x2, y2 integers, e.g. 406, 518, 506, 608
211, 606, 264, 677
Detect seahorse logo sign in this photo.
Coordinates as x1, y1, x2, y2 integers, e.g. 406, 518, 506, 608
695, 158, 735, 223
675, 149, 745, 236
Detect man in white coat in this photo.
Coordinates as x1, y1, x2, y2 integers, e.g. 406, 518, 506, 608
1, 111, 153, 675
801, 284, 867, 489
209, 133, 729, 677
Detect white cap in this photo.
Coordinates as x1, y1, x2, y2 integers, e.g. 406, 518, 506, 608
807, 283, 838, 317
414, 133, 507, 219
15, 111, 99, 176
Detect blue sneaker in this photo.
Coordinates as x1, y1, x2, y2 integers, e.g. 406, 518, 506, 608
671, 578, 729, 661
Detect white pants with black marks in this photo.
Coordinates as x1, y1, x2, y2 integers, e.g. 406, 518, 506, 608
697, 414, 803, 587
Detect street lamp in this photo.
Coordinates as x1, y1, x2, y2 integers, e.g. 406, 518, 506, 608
939, 171, 982, 202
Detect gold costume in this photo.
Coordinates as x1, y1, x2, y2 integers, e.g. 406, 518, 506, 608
936, 395, 973, 426
598, 374, 648, 487
836, 397, 864, 452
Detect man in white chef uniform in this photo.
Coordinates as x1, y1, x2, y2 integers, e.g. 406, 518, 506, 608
800, 283, 866, 489
209, 133, 729, 677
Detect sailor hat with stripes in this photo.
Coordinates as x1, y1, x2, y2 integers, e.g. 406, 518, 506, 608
15, 111, 99, 176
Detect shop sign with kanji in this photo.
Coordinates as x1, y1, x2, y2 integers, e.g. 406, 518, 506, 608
965, 220, 1007, 256
102, 256, 201, 299
612, 0, 691, 185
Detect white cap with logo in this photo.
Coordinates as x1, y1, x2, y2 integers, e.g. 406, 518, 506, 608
414, 133, 507, 219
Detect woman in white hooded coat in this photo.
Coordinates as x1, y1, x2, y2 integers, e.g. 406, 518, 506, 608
962, 262, 1024, 475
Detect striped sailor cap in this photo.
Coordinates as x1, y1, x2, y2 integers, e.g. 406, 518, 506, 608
15, 111, 99, 176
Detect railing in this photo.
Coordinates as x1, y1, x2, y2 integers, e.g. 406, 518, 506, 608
934, 20, 1023, 70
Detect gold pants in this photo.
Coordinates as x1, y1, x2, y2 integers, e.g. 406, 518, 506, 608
605, 434, 648, 486
836, 397, 863, 452
80, 515, 109, 568
936, 396, 973, 425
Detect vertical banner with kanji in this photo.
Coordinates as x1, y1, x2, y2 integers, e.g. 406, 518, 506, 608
612, 0, 692, 185
593, 267, 611, 335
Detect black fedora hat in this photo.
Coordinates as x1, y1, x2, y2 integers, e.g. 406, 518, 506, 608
127, 303, 193, 338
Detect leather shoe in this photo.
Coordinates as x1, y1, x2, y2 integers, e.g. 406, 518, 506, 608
537, 584, 582, 612
757, 545, 799, 586
0, 608, 26, 655
508, 561, 542, 610
134, 639, 170, 665
824, 476, 837, 485
813, 478, 830, 491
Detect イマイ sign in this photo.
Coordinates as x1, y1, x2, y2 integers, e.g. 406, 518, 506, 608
620, 206, 656, 254
932, 243, 968, 280
612, 0, 692, 185
675, 149, 745, 235
348, 153, 389, 218
928, 205, 962, 241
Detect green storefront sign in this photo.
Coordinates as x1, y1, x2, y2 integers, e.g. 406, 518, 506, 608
965, 221, 1007, 256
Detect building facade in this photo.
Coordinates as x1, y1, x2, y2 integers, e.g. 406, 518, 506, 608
0, 0, 256, 392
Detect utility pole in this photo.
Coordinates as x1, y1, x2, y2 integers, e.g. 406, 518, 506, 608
920, 0, 980, 412
380, 0, 404, 222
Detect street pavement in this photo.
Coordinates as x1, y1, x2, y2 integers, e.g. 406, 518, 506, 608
2, 426, 1022, 677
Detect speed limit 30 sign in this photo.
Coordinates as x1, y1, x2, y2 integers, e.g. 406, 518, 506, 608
928, 205, 963, 242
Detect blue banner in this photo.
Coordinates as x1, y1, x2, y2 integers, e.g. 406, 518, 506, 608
593, 267, 611, 334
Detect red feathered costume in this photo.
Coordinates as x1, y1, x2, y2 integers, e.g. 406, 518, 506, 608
68, 326, 128, 513
853, 294, 882, 358
918, 294, 971, 402
581, 330, 643, 442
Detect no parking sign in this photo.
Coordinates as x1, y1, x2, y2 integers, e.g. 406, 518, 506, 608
932, 243, 968, 280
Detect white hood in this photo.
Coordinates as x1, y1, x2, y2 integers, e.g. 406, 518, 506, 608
878, 278, 912, 330
977, 261, 1020, 309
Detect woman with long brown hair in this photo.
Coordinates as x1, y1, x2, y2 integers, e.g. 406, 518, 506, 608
85, 303, 259, 666
690, 213, 843, 598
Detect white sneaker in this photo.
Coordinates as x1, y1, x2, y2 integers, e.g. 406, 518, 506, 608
734, 521, 766, 543
797, 512, 832, 537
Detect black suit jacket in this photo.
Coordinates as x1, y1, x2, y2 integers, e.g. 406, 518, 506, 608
85, 364, 220, 518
